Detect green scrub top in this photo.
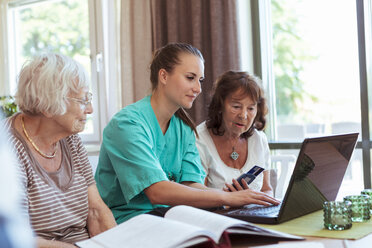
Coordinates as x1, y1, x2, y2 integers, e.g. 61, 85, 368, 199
95, 95, 206, 223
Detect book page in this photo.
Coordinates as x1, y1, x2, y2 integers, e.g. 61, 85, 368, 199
226, 227, 302, 240
165, 205, 247, 242
76, 239, 104, 248
76, 214, 213, 248
165, 206, 302, 241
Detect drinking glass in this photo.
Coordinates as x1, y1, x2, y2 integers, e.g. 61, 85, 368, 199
343, 195, 370, 222
361, 189, 372, 215
323, 201, 352, 230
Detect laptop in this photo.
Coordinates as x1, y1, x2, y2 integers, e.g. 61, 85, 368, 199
216, 133, 359, 224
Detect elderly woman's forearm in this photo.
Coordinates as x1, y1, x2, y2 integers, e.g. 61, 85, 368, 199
87, 204, 116, 237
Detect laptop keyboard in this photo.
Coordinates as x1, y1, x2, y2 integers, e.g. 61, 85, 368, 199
227, 203, 282, 216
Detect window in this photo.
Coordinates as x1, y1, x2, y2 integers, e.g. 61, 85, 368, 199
244, 0, 372, 197
6, 0, 106, 144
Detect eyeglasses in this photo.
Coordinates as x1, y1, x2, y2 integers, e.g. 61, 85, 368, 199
65, 92, 93, 108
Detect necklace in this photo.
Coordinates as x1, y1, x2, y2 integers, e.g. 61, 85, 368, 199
230, 138, 239, 161
21, 116, 57, 159
230, 147, 239, 160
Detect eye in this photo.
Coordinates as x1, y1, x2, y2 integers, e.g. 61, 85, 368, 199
187, 76, 195, 80
248, 106, 257, 112
199, 78, 205, 83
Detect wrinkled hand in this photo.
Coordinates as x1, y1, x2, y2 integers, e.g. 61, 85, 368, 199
224, 178, 249, 192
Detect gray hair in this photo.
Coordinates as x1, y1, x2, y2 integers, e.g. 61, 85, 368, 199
15, 52, 90, 116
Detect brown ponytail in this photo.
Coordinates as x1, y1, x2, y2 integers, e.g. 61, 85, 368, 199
175, 108, 198, 138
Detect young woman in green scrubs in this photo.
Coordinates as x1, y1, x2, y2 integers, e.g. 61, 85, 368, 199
95, 43, 280, 224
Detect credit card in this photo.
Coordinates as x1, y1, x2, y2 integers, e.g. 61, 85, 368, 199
235, 165, 265, 188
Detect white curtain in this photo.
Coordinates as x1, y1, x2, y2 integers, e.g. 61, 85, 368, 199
0, 0, 10, 96
120, 0, 153, 107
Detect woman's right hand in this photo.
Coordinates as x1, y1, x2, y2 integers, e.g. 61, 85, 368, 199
222, 188, 281, 207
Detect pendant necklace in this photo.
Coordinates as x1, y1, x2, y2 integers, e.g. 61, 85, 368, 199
230, 138, 239, 161
21, 116, 57, 159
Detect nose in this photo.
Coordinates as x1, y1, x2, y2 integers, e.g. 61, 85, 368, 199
193, 81, 202, 95
239, 109, 248, 119
85, 102, 93, 114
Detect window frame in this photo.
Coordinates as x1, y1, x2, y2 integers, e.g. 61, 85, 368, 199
250, 0, 372, 188
5, 0, 114, 146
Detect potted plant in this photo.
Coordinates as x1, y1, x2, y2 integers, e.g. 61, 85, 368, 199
0, 96, 18, 118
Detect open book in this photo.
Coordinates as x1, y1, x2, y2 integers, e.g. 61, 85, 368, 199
76, 205, 303, 248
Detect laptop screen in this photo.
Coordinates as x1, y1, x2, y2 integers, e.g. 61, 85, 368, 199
278, 133, 358, 222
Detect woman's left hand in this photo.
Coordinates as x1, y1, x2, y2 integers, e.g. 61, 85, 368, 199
223, 178, 249, 192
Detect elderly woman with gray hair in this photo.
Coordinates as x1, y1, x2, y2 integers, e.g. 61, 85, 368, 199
4, 53, 116, 247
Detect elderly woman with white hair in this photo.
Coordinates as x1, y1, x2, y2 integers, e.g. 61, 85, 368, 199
4, 53, 116, 247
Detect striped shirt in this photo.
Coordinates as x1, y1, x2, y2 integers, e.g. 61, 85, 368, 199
4, 115, 95, 243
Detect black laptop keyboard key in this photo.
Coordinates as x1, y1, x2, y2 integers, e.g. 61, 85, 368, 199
227, 203, 282, 216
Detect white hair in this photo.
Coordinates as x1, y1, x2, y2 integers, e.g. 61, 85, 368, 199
15, 52, 90, 116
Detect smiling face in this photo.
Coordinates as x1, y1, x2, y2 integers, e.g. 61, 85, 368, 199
53, 87, 93, 135
221, 89, 258, 138
160, 53, 204, 110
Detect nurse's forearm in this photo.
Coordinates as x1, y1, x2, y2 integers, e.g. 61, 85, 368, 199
144, 181, 226, 207
144, 180, 280, 207
181, 181, 217, 191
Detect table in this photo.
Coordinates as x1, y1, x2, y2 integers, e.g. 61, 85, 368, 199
278, 234, 372, 248
230, 210, 372, 248
230, 233, 372, 248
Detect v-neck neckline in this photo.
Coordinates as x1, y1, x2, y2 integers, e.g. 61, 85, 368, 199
207, 127, 250, 172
